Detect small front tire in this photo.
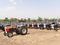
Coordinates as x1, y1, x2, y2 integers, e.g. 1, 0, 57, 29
4, 32, 7, 36
7, 32, 13, 38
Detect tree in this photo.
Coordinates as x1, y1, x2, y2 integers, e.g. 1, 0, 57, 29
10, 18, 17, 22
37, 17, 43, 22
44, 18, 49, 22
0, 19, 3, 22
31, 19, 37, 22
27, 18, 31, 22
49, 18, 57, 22
58, 18, 60, 22
4, 17, 9, 22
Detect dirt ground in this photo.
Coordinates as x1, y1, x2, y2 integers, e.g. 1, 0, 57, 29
0, 29, 60, 45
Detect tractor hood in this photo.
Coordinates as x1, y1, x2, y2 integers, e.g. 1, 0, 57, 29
17, 22, 27, 27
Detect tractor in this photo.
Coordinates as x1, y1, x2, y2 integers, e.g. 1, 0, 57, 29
4, 21, 28, 38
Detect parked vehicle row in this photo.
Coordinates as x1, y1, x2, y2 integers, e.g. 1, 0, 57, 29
27, 22, 60, 31
0, 21, 60, 37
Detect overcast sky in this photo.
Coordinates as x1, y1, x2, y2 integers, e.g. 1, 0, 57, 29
0, 0, 60, 19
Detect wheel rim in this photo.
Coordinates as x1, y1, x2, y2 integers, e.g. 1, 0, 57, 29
9, 33, 13, 37
22, 29, 26, 34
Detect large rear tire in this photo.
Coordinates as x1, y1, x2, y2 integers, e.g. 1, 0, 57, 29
21, 28, 28, 35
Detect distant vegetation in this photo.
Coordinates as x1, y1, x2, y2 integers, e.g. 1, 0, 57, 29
0, 17, 60, 22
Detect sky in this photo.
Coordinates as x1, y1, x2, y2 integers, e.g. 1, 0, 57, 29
0, 0, 60, 19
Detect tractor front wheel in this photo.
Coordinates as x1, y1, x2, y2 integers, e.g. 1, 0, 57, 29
7, 32, 13, 38
4, 32, 7, 36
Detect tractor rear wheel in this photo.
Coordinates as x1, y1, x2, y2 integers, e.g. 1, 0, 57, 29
21, 28, 28, 35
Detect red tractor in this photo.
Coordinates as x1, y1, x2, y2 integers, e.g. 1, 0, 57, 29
4, 24, 17, 37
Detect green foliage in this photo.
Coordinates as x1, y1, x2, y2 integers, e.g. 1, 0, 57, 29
49, 18, 57, 22
43, 18, 49, 22
26, 18, 31, 22
10, 18, 18, 22
31, 19, 37, 22
0, 17, 59, 22
4, 17, 9, 21
37, 17, 43, 22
